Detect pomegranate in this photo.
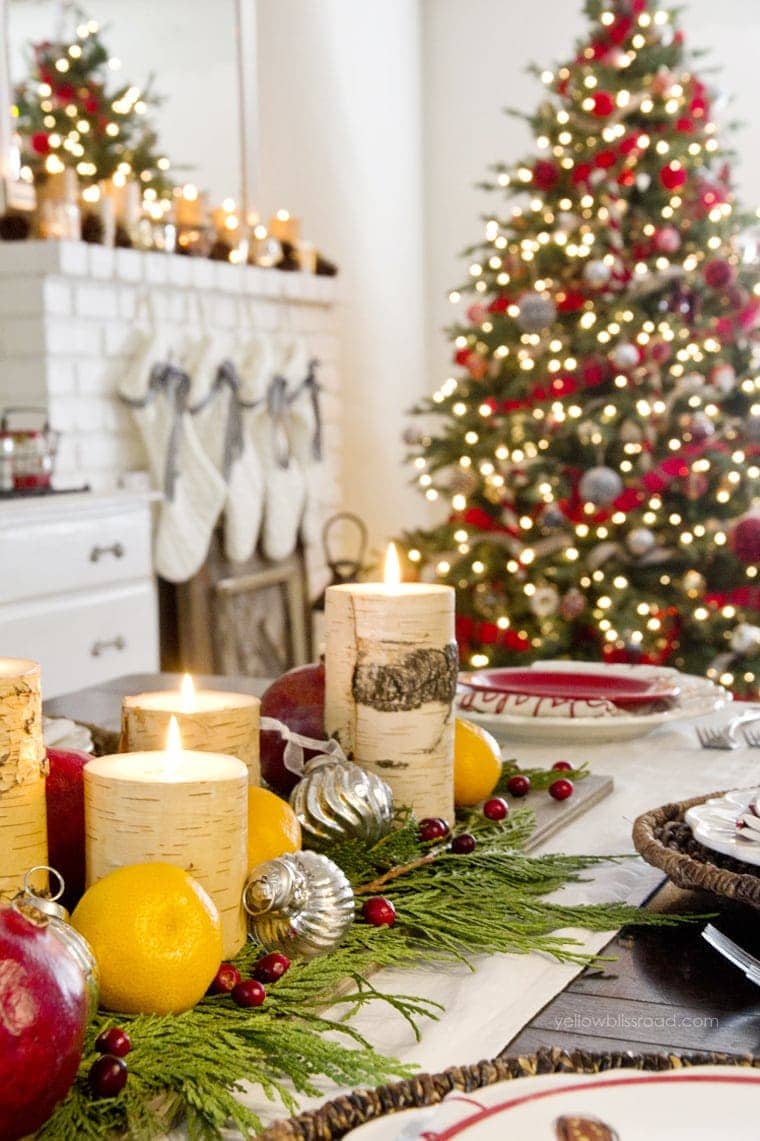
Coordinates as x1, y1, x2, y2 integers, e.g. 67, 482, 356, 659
45, 747, 90, 910
0, 903, 89, 1139
260, 661, 326, 795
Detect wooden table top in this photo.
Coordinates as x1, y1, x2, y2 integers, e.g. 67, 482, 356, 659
47, 673, 760, 1061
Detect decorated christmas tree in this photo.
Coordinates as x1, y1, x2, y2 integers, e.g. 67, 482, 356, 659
14, 15, 172, 197
404, 0, 760, 696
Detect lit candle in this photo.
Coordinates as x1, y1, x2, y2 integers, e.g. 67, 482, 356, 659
85, 717, 248, 956
0, 658, 48, 898
324, 544, 457, 822
121, 674, 260, 785
268, 208, 301, 245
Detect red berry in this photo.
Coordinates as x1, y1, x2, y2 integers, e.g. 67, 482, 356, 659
419, 817, 450, 842
362, 896, 396, 927
483, 797, 509, 821
209, 962, 242, 995
549, 778, 574, 801
252, 952, 291, 984
551, 761, 573, 772
451, 833, 476, 855
94, 1027, 132, 1057
232, 979, 266, 1008
507, 775, 531, 797
89, 1055, 128, 1098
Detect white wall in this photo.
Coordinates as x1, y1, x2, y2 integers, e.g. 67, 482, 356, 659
422, 0, 760, 394
256, 0, 428, 556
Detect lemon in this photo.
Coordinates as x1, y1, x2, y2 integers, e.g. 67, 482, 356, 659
454, 717, 503, 806
248, 786, 302, 871
71, 863, 222, 1015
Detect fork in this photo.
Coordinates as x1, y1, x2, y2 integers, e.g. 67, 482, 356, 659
695, 708, 760, 750
744, 725, 760, 748
702, 923, 760, 985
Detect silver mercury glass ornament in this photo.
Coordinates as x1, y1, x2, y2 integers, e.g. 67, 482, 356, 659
13, 866, 100, 1021
290, 754, 394, 847
243, 850, 355, 960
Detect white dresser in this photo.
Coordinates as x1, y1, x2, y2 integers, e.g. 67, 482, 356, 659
0, 491, 159, 697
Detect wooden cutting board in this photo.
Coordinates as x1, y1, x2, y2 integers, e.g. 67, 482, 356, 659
522, 773, 614, 851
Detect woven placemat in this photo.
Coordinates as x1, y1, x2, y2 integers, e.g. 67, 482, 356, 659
259, 1048, 760, 1140
632, 789, 760, 908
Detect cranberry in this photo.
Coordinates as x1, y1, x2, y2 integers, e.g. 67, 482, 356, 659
506, 775, 531, 797
208, 962, 242, 995
419, 817, 450, 842
451, 833, 476, 854
94, 1027, 132, 1057
549, 778, 574, 801
232, 979, 266, 1008
551, 761, 573, 772
362, 896, 397, 927
89, 1055, 128, 1098
252, 952, 291, 984
483, 797, 509, 821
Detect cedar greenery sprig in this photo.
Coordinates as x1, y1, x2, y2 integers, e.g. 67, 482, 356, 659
493, 760, 590, 794
41, 804, 690, 1140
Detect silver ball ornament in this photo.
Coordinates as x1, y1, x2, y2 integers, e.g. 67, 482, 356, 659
290, 756, 394, 847
243, 850, 355, 960
516, 293, 556, 333
626, 527, 656, 558
529, 585, 559, 618
559, 588, 586, 621
611, 342, 639, 370
579, 465, 623, 506
730, 623, 760, 656
583, 259, 612, 288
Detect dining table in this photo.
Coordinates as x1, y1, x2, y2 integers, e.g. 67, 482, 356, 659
45, 671, 760, 1131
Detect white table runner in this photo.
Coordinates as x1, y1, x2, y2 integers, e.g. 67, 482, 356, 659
201, 703, 759, 1136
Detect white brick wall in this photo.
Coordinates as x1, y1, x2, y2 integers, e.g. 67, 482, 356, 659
0, 240, 343, 600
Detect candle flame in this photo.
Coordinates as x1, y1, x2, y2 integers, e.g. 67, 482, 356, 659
384, 543, 402, 589
180, 672, 197, 713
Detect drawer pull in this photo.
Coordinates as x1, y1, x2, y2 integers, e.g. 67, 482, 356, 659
90, 542, 125, 562
91, 636, 126, 657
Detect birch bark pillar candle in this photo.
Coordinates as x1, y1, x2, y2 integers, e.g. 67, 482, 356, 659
85, 718, 248, 957
0, 658, 48, 898
121, 675, 261, 785
324, 545, 457, 822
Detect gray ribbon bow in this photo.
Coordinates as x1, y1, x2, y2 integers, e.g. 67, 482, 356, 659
119, 361, 190, 501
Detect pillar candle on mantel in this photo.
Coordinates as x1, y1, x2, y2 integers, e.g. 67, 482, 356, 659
324, 544, 457, 822
121, 675, 260, 785
85, 717, 248, 957
0, 658, 48, 899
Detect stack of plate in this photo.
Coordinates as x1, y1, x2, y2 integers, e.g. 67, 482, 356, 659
456, 661, 728, 743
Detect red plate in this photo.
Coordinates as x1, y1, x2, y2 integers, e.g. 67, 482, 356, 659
458, 668, 680, 709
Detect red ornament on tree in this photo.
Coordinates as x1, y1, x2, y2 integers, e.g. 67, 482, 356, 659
731, 516, 760, 565
703, 258, 736, 290
556, 289, 586, 313
660, 163, 686, 190
533, 160, 560, 191
572, 162, 593, 185
30, 132, 50, 155
594, 149, 617, 170
591, 92, 616, 117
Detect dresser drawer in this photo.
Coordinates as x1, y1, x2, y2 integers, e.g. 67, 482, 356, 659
0, 582, 159, 698
0, 506, 153, 605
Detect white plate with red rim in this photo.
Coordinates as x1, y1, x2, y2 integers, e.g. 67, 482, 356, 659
458, 667, 681, 709
344, 1066, 760, 1139
685, 787, 760, 868
455, 662, 729, 744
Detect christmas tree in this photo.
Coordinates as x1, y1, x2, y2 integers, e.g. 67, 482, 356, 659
404, 0, 760, 697
15, 15, 172, 198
